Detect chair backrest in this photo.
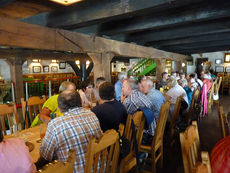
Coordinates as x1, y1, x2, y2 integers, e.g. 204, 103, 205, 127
180, 121, 210, 173
84, 129, 120, 173
170, 95, 183, 136
21, 96, 46, 128
124, 111, 145, 148
180, 121, 200, 173
0, 103, 18, 135
37, 150, 75, 173
190, 89, 199, 112
216, 77, 222, 94
153, 101, 170, 148
217, 105, 229, 138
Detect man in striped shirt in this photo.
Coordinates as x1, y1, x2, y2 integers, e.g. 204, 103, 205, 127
38, 90, 102, 173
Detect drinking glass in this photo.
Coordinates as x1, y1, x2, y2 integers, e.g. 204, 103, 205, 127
40, 123, 48, 140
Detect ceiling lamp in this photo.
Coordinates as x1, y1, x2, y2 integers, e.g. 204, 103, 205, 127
50, 0, 83, 6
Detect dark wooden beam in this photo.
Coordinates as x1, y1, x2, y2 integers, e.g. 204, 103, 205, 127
0, 0, 16, 8
126, 18, 230, 43
145, 32, 230, 47
22, 0, 202, 29
99, 2, 230, 36
167, 45, 230, 54
161, 39, 230, 52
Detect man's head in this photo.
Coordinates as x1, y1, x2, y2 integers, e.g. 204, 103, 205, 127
96, 77, 106, 88
118, 72, 127, 83
81, 80, 94, 95
162, 72, 168, 81
139, 78, 153, 95
122, 78, 138, 96
171, 71, 177, 78
167, 77, 178, 88
99, 82, 115, 101
179, 72, 185, 79
58, 90, 82, 113
59, 81, 76, 93
189, 73, 196, 79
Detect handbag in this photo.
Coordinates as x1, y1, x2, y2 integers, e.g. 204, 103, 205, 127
119, 133, 130, 159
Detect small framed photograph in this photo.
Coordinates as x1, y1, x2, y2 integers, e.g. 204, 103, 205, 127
215, 66, 224, 73
43, 66, 49, 73
59, 62, 66, 69
51, 66, 58, 72
225, 66, 230, 73
225, 53, 230, 63
32, 66, 41, 73
215, 59, 222, 64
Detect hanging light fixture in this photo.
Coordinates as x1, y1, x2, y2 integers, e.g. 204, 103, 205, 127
50, 0, 83, 6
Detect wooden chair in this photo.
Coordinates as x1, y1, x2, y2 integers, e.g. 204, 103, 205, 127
21, 96, 46, 128
169, 95, 183, 137
208, 79, 217, 113
189, 89, 200, 112
217, 105, 229, 138
180, 121, 212, 173
139, 101, 171, 173
84, 129, 120, 173
221, 76, 230, 95
120, 111, 146, 173
0, 103, 19, 135
37, 150, 75, 173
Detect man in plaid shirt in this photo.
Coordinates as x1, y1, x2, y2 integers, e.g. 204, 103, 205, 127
122, 78, 156, 137
38, 90, 102, 173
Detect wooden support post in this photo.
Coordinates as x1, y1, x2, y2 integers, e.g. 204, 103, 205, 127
175, 60, 183, 72
156, 58, 166, 81
8, 58, 24, 104
88, 52, 114, 83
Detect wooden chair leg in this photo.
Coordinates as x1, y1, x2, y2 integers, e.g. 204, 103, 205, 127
160, 145, 163, 168
152, 151, 157, 173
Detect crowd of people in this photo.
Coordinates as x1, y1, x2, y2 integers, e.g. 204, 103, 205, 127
0, 69, 215, 173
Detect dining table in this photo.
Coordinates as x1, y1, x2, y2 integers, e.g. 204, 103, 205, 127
5, 125, 42, 163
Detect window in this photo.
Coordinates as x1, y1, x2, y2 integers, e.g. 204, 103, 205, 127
224, 53, 230, 63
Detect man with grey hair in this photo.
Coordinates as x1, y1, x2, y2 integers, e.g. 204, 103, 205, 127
115, 72, 127, 101
139, 78, 165, 119
123, 78, 155, 136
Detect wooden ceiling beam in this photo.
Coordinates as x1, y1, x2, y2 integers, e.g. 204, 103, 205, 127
22, 0, 201, 29
99, 2, 230, 36
126, 18, 230, 43
145, 32, 230, 47
0, 17, 189, 61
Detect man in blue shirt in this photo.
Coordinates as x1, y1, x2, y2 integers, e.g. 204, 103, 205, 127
115, 72, 127, 101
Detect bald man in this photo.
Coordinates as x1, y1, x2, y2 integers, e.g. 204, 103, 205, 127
139, 78, 165, 118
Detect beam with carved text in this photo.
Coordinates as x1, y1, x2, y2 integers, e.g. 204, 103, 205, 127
0, 17, 190, 61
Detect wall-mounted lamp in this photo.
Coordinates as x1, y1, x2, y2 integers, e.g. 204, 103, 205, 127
182, 62, 185, 67
32, 59, 40, 63
86, 60, 90, 65
75, 60, 80, 65
51, 59, 57, 63
50, 0, 83, 6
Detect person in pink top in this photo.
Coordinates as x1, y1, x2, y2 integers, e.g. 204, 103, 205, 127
0, 128, 36, 173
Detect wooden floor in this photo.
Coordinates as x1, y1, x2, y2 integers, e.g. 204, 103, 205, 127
138, 93, 230, 173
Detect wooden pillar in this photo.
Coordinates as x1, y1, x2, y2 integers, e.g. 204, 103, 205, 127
88, 52, 114, 83
156, 58, 166, 81
8, 58, 24, 104
175, 60, 183, 72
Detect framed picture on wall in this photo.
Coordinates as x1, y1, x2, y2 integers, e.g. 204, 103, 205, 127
43, 66, 49, 73
215, 59, 222, 64
215, 66, 224, 73
51, 66, 58, 72
225, 66, 230, 73
32, 66, 41, 73
59, 62, 66, 69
